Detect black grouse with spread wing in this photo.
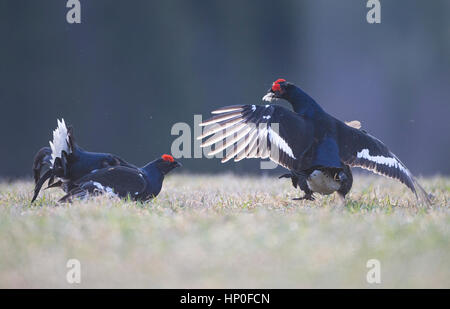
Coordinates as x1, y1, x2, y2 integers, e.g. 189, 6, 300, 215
199, 79, 430, 205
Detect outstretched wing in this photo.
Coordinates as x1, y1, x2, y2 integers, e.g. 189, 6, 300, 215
198, 104, 315, 170
337, 122, 430, 205
60, 166, 147, 202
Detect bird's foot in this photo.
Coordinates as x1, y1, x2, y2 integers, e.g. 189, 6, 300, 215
292, 194, 315, 201
279, 173, 293, 179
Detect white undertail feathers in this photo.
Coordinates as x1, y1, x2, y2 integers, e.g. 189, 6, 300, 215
49, 119, 71, 165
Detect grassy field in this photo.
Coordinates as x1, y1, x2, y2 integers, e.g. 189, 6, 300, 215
0, 174, 449, 288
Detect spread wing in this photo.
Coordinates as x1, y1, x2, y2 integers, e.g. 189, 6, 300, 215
337, 122, 431, 205
198, 104, 314, 170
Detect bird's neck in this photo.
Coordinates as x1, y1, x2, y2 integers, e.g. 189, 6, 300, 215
287, 86, 324, 118
142, 162, 164, 184
140, 162, 165, 197
142, 162, 162, 178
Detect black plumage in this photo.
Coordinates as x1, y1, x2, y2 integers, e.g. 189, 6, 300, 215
59, 155, 181, 202
199, 79, 430, 205
32, 119, 137, 202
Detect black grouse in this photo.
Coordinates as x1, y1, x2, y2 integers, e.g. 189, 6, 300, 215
32, 119, 137, 202
199, 79, 430, 205
58, 154, 181, 202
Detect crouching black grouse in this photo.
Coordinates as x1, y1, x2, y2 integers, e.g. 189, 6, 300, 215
198, 79, 430, 205
59, 154, 181, 202
32, 119, 136, 202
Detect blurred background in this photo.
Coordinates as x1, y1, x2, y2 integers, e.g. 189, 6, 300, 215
0, 0, 449, 178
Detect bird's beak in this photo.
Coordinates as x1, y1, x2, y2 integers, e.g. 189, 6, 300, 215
174, 161, 182, 168
262, 90, 276, 102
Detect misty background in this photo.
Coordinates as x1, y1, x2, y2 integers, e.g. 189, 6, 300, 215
0, 0, 449, 178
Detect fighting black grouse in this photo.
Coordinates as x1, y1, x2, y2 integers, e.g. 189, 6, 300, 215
58, 154, 181, 202
199, 79, 430, 205
32, 119, 137, 202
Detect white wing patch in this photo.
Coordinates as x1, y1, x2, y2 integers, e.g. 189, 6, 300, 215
267, 127, 296, 159
356, 149, 410, 176
49, 119, 71, 165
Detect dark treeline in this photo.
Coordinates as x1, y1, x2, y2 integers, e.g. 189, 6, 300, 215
0, 0, 449, 178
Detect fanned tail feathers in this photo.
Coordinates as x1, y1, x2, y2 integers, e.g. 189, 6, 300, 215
49, 119, 71, 166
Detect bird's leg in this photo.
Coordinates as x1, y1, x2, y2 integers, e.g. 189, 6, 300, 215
292, 192, 315, 201
337, 165, 353, 199
280, 171, 315, 201
278, 172, 298, 188
291, 171, 314, 201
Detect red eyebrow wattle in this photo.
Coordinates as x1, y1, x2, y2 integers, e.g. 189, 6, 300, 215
272, 79, 286, 92
272, 83, 281, 92
161, 154, 174, 162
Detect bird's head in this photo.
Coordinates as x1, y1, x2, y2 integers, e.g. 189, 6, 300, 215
155, 154, 182, 175
262, 78, 293, 102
